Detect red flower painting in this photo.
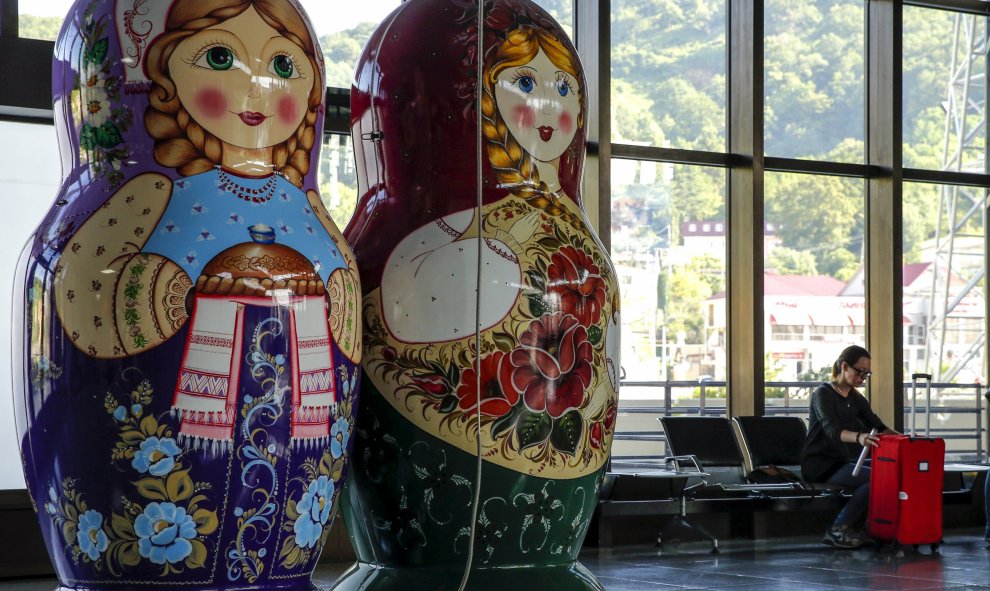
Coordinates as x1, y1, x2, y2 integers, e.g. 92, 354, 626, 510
455, 351, 519, 418
507, 313, 593, 418
545, 246, 606, 327
411, 373, 449, 397
589, 422, 603, 449
604, 399, 617, 431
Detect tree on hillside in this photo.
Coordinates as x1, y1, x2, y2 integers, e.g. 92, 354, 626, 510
764, 1, 865, 160
765, 170, 863, 281
18, 15, 63, 42
322, 22, 378, 89
767, 247, 818, 276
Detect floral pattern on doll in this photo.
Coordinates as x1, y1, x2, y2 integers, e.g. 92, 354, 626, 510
135, 502, 200, 565
365, 201, 618, 474
45, 479, 109, 568
277, 366, 356, 570
100, 377, 219, 574
71, 1, 133, 189
292, 476, 334, 549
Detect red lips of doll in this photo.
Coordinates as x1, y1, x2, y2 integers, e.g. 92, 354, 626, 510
238, 111, 268, 126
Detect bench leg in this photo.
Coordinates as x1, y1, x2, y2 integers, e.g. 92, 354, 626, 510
656, 496, 719, 554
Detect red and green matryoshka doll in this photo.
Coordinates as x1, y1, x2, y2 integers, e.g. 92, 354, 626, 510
339, 0, 620, 589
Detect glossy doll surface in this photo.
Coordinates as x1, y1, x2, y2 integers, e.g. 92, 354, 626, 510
339, 1, 619, 588
14, 1, 360, 589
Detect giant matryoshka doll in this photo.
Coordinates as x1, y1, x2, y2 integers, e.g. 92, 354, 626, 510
340, 1, 620, 589
13, 1, 361, 589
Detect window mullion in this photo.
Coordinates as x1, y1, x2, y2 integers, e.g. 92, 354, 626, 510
866, 0, 905, 430
727, 0, 765, 417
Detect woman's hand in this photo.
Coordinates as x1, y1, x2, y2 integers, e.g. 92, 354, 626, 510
859, 432, 880, 448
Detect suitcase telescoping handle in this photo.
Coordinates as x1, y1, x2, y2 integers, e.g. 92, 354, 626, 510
852, 428, 877, 476
911, 372, 933, 437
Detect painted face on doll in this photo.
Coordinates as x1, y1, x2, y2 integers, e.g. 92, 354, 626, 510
494, 48, 580, 163
168, 6, 313, 152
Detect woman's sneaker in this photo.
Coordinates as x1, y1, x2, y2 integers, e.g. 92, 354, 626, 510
822, 525, 867, 549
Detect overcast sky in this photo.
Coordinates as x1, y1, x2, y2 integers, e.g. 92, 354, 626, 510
20, 0, 401, 36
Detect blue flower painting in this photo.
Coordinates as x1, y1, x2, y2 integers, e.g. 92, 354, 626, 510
131, 437, 181, 477
135, 502, 198, 565
330, 417, 350, 459
77, 510, 109, 561
293, 476, 334, 549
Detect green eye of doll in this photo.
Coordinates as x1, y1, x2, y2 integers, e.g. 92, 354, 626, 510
271, 54, 295, 79
205, 46, 234, 70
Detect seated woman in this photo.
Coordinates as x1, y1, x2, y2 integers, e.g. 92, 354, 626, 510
801, 345, 898, 549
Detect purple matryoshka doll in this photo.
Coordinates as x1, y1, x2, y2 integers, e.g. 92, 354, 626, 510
13, 1, 361, 589
339, 0, 620, 589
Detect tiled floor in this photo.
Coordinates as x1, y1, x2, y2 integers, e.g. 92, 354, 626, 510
3, 530, 988, 590
581, 529, 990, 590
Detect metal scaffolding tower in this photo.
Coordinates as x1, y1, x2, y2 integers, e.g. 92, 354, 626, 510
924, 13, 989, 383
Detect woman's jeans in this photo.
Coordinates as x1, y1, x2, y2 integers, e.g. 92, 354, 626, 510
826, 463, 871, 529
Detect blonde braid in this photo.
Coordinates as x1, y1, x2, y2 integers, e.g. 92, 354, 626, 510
146, 91, 217, 176
275, 103, 318, 188
481, 84, 539, 198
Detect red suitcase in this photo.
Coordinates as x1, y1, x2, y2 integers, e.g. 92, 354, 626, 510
867, 435, 945, 548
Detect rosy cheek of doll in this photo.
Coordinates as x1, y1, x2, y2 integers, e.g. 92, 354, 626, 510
277, 95, 300, 126
513, 105, 537, 129
195, 87, 228, 120
558, 110, 574, 134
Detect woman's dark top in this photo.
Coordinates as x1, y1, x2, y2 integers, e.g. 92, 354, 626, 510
800, 381, 888, 483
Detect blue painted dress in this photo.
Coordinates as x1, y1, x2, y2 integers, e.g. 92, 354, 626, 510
143, 169, 346, 282
31, 166, 359, 585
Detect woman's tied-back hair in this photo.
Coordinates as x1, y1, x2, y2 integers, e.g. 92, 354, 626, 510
481, 27, 586, 235
144, 0, 323, 187
832, 345, 871, 380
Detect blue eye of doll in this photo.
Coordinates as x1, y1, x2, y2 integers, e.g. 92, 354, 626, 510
557, 79, 570, 97
517, 76, 535, 93
205, 47, 234, 70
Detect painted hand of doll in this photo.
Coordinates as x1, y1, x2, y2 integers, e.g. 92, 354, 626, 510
506, 209, 542, 246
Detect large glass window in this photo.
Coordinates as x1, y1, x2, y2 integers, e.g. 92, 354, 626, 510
903, 7, 988, 174
612, 160, 726, 384
903, 181, 986, 459
611, 159, 726, 464
764, 172, 865, 414
537, 0, 574, 38
17, 0, 72, 41
610, 0, 727, 150
318, 133, 359, 227
0, 122, 62, 490
300, 1, 401, 39
316, 2, 403, 88
764, 0, 865, 162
